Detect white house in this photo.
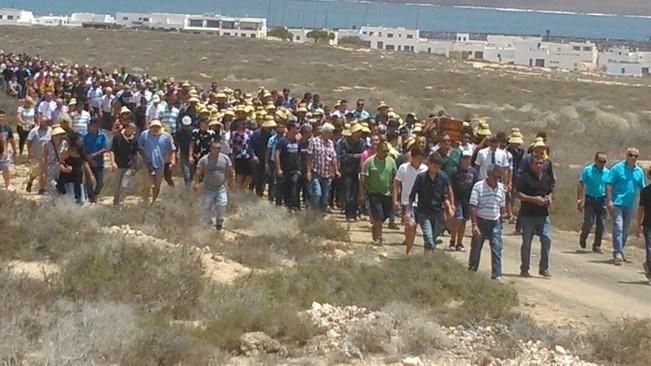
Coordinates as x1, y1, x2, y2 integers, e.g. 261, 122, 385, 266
359, 26, 419, 52
184, 14, 266, 38
0, 8, 35, 26
33, 15, 70, 26
287, 28, 339, 46
116, 12, 186, 30
605, 61, 643, 77
599, 47, 651, 77
415, 39, 453, 56
70, 13, 115, 27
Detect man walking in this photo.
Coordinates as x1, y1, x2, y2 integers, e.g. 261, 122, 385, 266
408, 153, 454, 254
577, 152, 610, 253
110, 122, 139, 206
138, 119, 176, 203
26, 117, 51, 194
450, 150, 479, 251
275, 122, 301, 211
193, 141, 233, 231
307, 123, 339, 212
468, 165, 507, 280
360, 141, 397, 245
83, 119, 109, 203
394, 145, 428, 254
340, 123, 366, 220
606, 147, 646, 265
517, 156, 554, 278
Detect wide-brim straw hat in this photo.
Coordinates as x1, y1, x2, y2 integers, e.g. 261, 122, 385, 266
51, 126, 66, 136
377, 101, 389, 110
120, 106, 132, 115
262, 116, 277, 128
475, 122, 492, 136
350, 123, 364, 134
149, 119, 162, 128
508, 132, 524, 144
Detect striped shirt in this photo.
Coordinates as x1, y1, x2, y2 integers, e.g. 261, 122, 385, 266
71, 110, 91, 134
469, 180, 506, 221
159, 106, 179, 134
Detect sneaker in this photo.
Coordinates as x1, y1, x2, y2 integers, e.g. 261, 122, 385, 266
539, 270, 552, 278
579, 238, 586, 249
448, 241, 456, 251
614, 254, 623, 266
520, 271, 531, 278
592, 246, 604, 254
492, 276, 503, 282
26, 181, 32, 193
456, 244, 466, 252
215, 224, 223, 231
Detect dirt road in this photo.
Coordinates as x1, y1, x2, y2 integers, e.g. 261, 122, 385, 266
342, 217, 651, 327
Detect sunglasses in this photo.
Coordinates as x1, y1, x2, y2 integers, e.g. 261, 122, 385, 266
628, 154, 639, 158
597, 160, 607, 164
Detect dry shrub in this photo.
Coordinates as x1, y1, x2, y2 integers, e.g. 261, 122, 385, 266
228, 196, 298, 237
40, 301, 143, 365
588, 318, 651, 366
53, 235, 204, 318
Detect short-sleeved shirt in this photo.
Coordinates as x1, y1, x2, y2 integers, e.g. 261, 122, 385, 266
639, 185, 651, 228
198, 153, 231, 191
138, 130, 176, 170
27, 126, 51, 160
191, 129, 216, 159
362, 156, 397, 196
439, 148, 461, 176
579, 163, 610, 199
0, 124, 14, 141
469, 180, 506, 221
17, 106, 36, 129
606, 161, 646, 208
517, 170, 554, 217
82, 131, 108, 168
276, 136, 301, 174
395, 162, 428, 206
307, 137, 337, 178
450, 166, 479, 203
71, 110, 91, 135
474, 147, 511, 180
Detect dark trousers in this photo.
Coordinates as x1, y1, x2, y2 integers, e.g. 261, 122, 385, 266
278, 171, 300, 209
343, 174, 359, 219
16, 125, 29, 155
579, 196, 607, 249
86, 167, 104, 202
253, 162, 266, 197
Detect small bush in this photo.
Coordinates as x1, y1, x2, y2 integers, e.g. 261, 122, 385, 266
588, 318, 651, 366
53, 236, 204, 318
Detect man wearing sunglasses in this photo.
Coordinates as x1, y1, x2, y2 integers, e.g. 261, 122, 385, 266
577, 152, 610, 253
606, 147, 647, 265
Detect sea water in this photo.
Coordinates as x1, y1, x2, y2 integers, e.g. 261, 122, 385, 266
3, 0, 651, 40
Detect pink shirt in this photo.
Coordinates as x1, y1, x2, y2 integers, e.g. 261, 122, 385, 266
360, 147, 376, 168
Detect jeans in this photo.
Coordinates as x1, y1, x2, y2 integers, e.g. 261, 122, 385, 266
63, 182, 86, 204
86, 167, 104, 203
468, 218, 503, 278
201, 186, 228, 226
309, 175, 331, 212
278, 171, 300, 209
180, 155, 193, 185
520, 216, 552, 273
644, 226, 651, 275
579, 196, 606, 248
612, 205, 634, 258
16, 125, 29, 155
113, 168, 134, 205
267, 172, 278, 204
342, 174, 359, 219
416, 210, 443, 250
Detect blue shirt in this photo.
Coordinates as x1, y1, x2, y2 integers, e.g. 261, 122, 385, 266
579, 163, 610, 198
82, 130, 108, 168
606, 161, 646, 208
138, 130, 176, 170
267, 133, 283, 163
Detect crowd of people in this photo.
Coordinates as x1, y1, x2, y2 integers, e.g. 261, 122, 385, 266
1, 51, 650, 285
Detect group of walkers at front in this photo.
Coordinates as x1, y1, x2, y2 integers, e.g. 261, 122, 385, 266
1, 51, 650, 286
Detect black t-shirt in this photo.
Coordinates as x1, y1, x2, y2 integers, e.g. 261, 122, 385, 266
450, 166, 479, 203
175, 127, 193, 156
517, 170, 554, 217
111, 133, 138, 169
640, 185, 651, 228
277, 136, 300, 174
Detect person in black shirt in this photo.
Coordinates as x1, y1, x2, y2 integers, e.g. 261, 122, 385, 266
635, 168, 651, 284
339, 123, 366, 220
275, 122, 301, 211
516, 156, 554, 278
59, 132, 95, 204
110, 122, 138, 205
175, 116, 194, 185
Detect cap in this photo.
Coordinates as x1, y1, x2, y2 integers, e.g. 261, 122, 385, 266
181, 116, 192, 126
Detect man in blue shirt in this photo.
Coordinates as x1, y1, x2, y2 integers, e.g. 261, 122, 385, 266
83, 118, 109, 203
606, 147, 647, 265
577, 152, 610, 253
138, 119, 176, 203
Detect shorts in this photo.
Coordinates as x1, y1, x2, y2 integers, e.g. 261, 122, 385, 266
148, 168, 165, 188
234, 158, 253, 176
401, 204, 416, 226
454, 201, 470, 220
0, 157, 10, 170
29, 161, 42, 177
368, 193, 392, 222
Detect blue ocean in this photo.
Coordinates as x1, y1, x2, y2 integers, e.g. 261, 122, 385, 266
2, 0, 651, 41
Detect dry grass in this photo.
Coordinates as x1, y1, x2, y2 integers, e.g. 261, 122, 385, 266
587, 318, 651, 366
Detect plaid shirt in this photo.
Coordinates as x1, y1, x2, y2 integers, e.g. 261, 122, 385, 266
307, 136, 336, 178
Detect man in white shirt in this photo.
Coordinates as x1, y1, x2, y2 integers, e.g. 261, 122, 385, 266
71, 100, 91, 134
99, 86, 115, 129
132, 84, 153, 108
37, 92, 57, 123
393, 145, 428, 255
474, 136, 510, 180
146, 94, 165, 125
87, 81, 103, 115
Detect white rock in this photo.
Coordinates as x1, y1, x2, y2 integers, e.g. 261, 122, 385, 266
554, 345, 567, 354
402, 356, 423, 366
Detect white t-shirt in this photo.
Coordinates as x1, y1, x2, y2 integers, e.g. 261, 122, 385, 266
72, 110, 91, 134
474, 147, 510, 180
395, 162, 428, 205
17, 106, 36, 129
37, 100, 57, 120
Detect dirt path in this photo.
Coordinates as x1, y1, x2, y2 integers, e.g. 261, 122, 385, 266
341, 217, 651, 327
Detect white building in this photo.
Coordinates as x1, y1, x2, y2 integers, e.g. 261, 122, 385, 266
0, 8, 35, 26
599, 46, 651, 77
359, 26, 419, 52
116, 12, 186, 30
184, 15, 266, 38
33, 15, 70, 26
69, 13, 115, 27
287, 28, 339, 46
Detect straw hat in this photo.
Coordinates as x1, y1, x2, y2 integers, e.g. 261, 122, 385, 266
508, 130, 524, 144
413, 123, 423, 133
119, 106, 132, 115
377, 101, 389, 110
188, 97, 200, 104
215, 92, 227, 99
208, 119, 223, 128
475, 122, 492, 136
68, 98, 77, 106
51, 126, 66, 136
297, 104, 308, 113
350, 123, 364, 134
223, 110, 235, 117
404, 136, 416, 150
342, 128, 352, 137
262, 115, 277, 128
264, 103, 276, 111
149, 119, 162, 128
531, 139, 546, 149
